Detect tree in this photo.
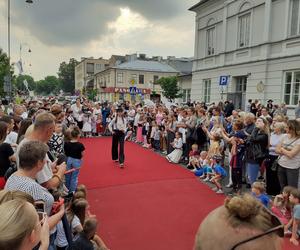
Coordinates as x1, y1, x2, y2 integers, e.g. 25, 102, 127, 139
157, 76, 182, 101
58, 58, 78, 94
0, 48, 13, 97
36, 75, 61, 95
14, 74, 36, 92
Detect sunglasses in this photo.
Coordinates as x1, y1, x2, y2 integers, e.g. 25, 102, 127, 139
230, 207, 284, 250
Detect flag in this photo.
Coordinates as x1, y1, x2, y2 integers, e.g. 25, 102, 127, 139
23, 79, 29, 91
15, 60, 23, 74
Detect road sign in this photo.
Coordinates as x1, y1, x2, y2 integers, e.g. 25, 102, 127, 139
219, 75, 229, 86
129, 86, 137, 94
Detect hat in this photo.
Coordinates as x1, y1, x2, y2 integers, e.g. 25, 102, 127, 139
267, 100, 273, 103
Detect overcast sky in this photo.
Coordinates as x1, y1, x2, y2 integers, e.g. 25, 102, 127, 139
0, 0, 198, 80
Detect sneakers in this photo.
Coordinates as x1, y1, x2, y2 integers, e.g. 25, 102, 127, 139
226, 183, 233, 188
216, 189, 224, 194
120, 163, 124, 168
212, 187, 218, 191
203, 177, 210, 182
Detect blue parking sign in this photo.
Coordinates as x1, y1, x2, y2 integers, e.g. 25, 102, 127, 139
219, 76, 229, 86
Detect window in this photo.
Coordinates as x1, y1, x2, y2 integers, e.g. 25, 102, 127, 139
117, 73, 123, 83
236, 76, 247, 92
206, 27, 215, 56
284, 71, 300, 105
238, 13, 250, 48
107, 74, 110, 84
139, 75, 144, 84
203, 79, 211, 103
96, 64, 102, 71
131, 74, 137, 85
290, 0, 300, 36
153, 75, 159, 84
86, 63, 94, 74
182, 89, 191, 103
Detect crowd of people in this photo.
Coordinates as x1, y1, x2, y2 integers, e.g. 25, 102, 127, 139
0, 98, 109, 250
0, 96, 300, 249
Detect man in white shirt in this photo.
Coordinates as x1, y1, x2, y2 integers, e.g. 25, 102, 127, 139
17, 112, 66, 188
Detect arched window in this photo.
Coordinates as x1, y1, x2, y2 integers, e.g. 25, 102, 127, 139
237, 2, 252, 48
206, 18, 216, 56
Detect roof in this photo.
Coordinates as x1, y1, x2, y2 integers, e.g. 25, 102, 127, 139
167, 60, 193, 75
189, 0, 210, 11
114, 60, 179, 73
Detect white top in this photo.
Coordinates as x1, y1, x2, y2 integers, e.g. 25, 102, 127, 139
71, 104, 82, 121
55, 215, 81, 247
109, 116, 127, 132
269, 133, 286, 156
278, 135, 300, 169
134, 113, 140, 127
17, 138, 53, 184
173, 138, 183, 149
4, 131, 18, 145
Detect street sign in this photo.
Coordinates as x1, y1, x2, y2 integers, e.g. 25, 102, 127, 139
129, 86, 137, 94
219, 75, 229, 86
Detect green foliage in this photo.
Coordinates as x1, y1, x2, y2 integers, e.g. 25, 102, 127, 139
87, 89, 97, 101
35, 75, 61, 95
0, 48, 13, 97
157, 76, 182, 101
58, 58, 78, 94
14, 74, 36, 92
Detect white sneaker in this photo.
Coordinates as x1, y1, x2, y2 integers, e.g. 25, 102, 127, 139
212, 187, 218, 191
203, 177, 210, 182
216, 189, 224, 194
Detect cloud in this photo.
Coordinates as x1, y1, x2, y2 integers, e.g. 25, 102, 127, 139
0, 0, 198, 80
8, 0, 195, 47
10, 0, 119, 46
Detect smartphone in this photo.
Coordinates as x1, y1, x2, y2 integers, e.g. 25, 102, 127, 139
37, 211, 46, 222
35, 201, 45, 213
57, 154, 67, 165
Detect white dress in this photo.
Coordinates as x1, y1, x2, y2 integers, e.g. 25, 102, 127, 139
82, 116, 92, 132
167, 138, 183, 163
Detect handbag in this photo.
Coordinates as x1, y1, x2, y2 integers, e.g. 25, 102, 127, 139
271, 158, 279, 171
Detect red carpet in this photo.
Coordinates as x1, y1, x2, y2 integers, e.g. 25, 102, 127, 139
79, 137, 297, 250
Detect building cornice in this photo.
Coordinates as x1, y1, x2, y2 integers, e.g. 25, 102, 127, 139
192, 54, 300, 73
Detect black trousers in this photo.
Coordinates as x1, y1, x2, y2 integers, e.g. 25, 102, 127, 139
266, 155, 281, 195
232, 168, 242, 191
112, 130, 125, 164
277, 165, 299, 190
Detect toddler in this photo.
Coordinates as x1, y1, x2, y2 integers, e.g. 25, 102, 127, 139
271, 186, 293, 225
210, 155, 227, 194
64, 126, 85, 192
166, 132, 183, 163
251, 182, 270, 207
187, 144, 200, 171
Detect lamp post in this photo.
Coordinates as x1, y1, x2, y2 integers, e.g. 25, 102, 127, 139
7, 0, 33, 101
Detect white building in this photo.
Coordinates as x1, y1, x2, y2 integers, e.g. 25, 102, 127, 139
189, 0, 300, 113
75, 57, 109, 91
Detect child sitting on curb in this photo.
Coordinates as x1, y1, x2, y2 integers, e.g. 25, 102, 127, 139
251, 182, 270, 208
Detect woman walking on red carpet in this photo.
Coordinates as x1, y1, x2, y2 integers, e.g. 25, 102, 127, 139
108, 108, 127, 168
